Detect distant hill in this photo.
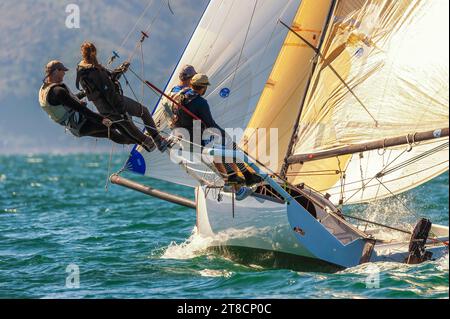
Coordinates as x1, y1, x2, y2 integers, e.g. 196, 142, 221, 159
0, 0, 208, 154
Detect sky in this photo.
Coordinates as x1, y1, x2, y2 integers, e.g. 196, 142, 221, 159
0, 0, 209, 154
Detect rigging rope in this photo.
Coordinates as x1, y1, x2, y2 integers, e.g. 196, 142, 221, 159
375, 177, 447, 244
376, 142, 449, 178
107, 0, 166, 66
337, 156, 347, 206
279, 20, 379, 126
113, 0, 155, 62
320, 160, 449, 195
122, 73, 141, 105
140, 43, 146, 105
105, 143, 116, 192
229, 0, 258, 91
103, 0, 172, 181
343, 147, 410, 204
125, 0, 166, 64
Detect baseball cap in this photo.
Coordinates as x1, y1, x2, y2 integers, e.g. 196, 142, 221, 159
191, 74, 211, 86
179, 65, 197, 81
45, 60, 69, 75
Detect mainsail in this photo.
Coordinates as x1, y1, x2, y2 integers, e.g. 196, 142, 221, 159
244, 0, 449, 204
127, 0, 303, 187
126, 0, 448, 205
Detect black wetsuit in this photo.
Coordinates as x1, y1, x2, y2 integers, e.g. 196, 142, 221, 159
47, 84, 135, 145
76, 63, 162, 147
176, 92, 226, 141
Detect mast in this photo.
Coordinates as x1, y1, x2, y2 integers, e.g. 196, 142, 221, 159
279, 0, 337, 178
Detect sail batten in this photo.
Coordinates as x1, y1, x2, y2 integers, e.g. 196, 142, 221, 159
279, 0, 338, 178
282, 0, 449, 204
293, 0, 449, 155
242, 0, 336, 174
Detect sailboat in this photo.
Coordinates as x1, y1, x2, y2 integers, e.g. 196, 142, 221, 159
111, 0, 449, 270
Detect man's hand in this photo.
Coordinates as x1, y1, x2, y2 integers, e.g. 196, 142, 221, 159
102, 118, 113, 128
80, 101, 88, 108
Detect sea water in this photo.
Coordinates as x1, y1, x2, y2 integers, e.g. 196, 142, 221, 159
0, 154, 448, 299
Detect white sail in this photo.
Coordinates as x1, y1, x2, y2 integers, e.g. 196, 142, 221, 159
241, 0, 336, 172
127, 0, 302, 185
112, 1, 450, 268
309, 140, 449, 205
277, 0, 449, 204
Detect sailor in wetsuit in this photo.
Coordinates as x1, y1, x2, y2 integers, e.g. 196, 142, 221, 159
38, 60, 136, 145
76, 42, 168, 153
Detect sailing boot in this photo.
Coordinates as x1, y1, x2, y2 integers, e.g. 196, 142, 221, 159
242, 169, 263, 186
141, 136, 156, 152
226, 173, 246, 186
152, 134, 171, 153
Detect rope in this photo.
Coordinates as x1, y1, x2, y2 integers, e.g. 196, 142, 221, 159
122, 73, 141, 105
103, 117, 129, 191
337, 156, 347, 206
279, 20, 379, 126
376, 178, 417, 220
126, 67, 207, 126
140, 43, 146, 105
111, 0, 155, 64
229, 0, 258, 91
342, 214, 411, 235
375, 177, 448, 245
377, 139, 387, 156
359, 153, 365, 192
377, 142, 449, 178
344, 148, 409, 204
320, 160, 449, 195
105, 143, 116, 192
125, 0, 166, 64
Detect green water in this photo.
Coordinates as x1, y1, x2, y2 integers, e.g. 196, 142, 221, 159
0, 154, 448, 299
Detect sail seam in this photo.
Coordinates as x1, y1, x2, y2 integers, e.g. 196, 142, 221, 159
151, 1, 211, 114
228, 0, 259, 96
280, 0, 338, 178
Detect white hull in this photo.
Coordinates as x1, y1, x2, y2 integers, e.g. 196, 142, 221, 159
196, 186, 449, 269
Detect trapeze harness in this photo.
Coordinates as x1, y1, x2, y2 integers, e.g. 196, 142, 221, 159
75, 63, 125, 116
38, 83, 86, 137
166, 87, 200, 130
